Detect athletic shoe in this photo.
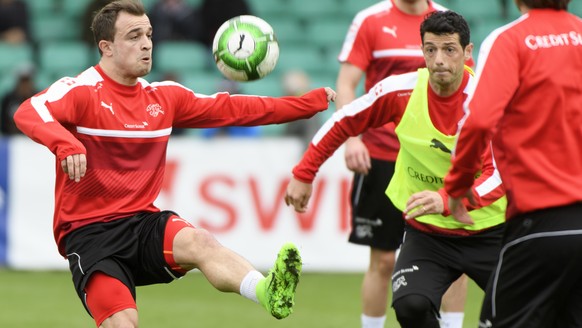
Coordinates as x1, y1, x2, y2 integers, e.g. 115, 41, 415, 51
256, 242, 302, 319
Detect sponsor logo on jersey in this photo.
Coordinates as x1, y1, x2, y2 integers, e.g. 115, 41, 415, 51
382, 25, 398, 38
525, 31, 582, 50
354, 217, 383, 226
123, 122, 148, 129
355, 225, 373, 238
407, 166, 444, 184
392, 276, 407, 292
100, 101, 114, 115
430, 138, 451, 153
354, 217, 382, 239
146, 103, 164, 117
392, 265, 420, 278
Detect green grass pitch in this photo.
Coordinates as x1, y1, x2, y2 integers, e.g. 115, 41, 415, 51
0, 269, 484, 327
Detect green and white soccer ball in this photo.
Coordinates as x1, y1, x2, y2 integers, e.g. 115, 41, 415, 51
212, 15, 279, 82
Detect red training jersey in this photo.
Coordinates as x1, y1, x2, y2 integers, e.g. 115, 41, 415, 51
293, 70, 504, 235
445, 9, 582, 218
337, 0, 446, 161
14, 65, 330, 256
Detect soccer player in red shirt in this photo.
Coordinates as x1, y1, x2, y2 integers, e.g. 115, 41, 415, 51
336, 1, 467, 326
13, 1, 336, 327
287, 10, 506, 328
444, 0, 582, 326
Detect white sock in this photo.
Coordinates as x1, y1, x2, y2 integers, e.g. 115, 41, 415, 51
361, 314, 386, 328
239, 270, 264, 304
440, 311, 464, 328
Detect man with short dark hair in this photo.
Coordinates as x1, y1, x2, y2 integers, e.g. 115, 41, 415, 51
286, 11, 506, 328
335, 2, 470, 326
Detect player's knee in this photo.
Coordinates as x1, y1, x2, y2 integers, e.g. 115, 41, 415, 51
393, 294, 438, 328
378, 254, 396, 275
175, 227, 218, 249
393, 294, 432, 317
100, 308, 138, 328
370, 249, 396, 276
173, 227, 222, 268
189, 228, 221, 250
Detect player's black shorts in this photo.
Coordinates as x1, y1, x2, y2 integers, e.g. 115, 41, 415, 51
480, 203, 582, 328
64, 211, 186, 314
348, 158, 404, 251
391, 224, 503, 312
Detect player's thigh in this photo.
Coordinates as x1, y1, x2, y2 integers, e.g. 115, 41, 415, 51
391, 229, 461, 310
85, 271, 138, 327
441, 275, 468, 312
555, 277, 582, 327
349, 160, 403, 251
369, 247, 397, 273
482, 208, 582, 327
460, 225, 503, 289
480, 235, 559, 327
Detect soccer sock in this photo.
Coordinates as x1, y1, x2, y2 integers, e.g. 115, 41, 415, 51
440, 311, 464, 328
239, 270, 264, 304
361, 314, 386, 328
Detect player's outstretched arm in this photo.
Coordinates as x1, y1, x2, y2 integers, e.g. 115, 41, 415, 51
284, 178, 313, 213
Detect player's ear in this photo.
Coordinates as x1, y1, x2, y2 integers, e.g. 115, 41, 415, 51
99, 40, 113, 57
464, 42, 474, 62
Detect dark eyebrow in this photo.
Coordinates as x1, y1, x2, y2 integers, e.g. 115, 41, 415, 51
424, 41, 458, 47
127, 27, 152, 35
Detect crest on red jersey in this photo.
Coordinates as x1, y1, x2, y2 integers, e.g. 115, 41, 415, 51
146, 103, 164, 117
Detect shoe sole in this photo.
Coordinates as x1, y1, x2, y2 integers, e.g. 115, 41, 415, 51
268, 243, 302, 319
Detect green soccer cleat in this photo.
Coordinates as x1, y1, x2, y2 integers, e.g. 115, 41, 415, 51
256, 242, 302, 319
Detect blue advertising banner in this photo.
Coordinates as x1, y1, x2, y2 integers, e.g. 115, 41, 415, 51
0, 138, 8, 265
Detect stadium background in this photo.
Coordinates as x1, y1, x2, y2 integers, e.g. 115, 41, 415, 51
2, 0, 582, 129
1, 0, 582, 327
